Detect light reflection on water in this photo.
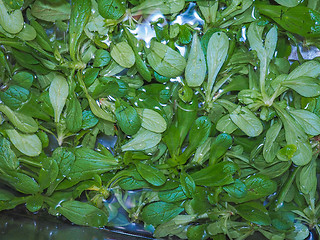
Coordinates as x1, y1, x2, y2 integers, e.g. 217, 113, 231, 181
130, 2, 204, 47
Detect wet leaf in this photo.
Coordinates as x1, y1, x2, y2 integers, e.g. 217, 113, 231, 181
6, 129, 42, 157
121, 128, 162, 151
147, 41, 186, 78
141, 201, 184, 226
49, 74, 68, 123
111, 42, 135, 68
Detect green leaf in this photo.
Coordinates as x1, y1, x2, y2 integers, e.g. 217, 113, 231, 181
209, 133, 233, 165
263, 121, 282, 163
118, 177, 150, 190
131, 0, 185, 15
136, 162, 166, 186
153, 215, 192, 238
0, 104, 38, 133
287, 61, 320, 80
0, 189, 15, 201
0, 137, 19, 170
81, 110, 99, 129
93, 49, 111, 67
180, 171, 195, 198
191, 161, 239, 187
216, 114, 238, 134
264, 25, 278, 62
277, 144, 297, 161
189, 187, 211, 215
178, 24, 192, 44
291, 141, 312, 166
223, 179, 247, 199
274, 104, 312, 165
121, 128, 162, 151
147, 41, 186, 78
49, 74, 69, 123
58, 200, 108, 227
163, 125, 180, 158
0, 171, 40, 194
188, 116, 212, 151
0, 0, 23, 34
3, 0, 24, 10
206, 32, 229, 95
111, 42, 135, 68
139, 108, 167, 133
185, 33, 206, 87
159, 186, 187, 202
236, 201, 271, 226
68, 147, 118, 182
289, 109, 320, 136
282, 77, 320, 97
17, 24, 37, 41
87, 94, 115, 122
12, 71, 34, 89
115, 102, 141, 135
52, 147, 76, 177
65, 94, 82, 133
38, 157, 59, 191
141, 201, 184, 226
26, 194, 43, 212
298, 158, 317, 196
177, 97, 198, 147
230, 106, 263, 137
247, 22, 266, 63
6, 129, 42, 157
0, 85, 30, 110
232, 174, 277, 203
258, 5, 320, 37
274, 0, 301, 7
123, 27, 152, 82
83, 67, 99, 87
270, 211, 295, 231
31, 0, 71, 22
187, 224, 208, 240
97, 0, 126, 20
69, 0, 91, 60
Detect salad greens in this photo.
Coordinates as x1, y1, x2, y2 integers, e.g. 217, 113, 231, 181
1, 0, 320, 239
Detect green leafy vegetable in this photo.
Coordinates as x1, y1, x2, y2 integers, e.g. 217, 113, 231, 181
0, 1, 320, 239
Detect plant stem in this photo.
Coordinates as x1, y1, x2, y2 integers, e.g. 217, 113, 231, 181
260, 59, 268, 102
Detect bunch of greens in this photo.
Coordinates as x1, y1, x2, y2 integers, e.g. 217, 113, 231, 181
1, 0, 320, 239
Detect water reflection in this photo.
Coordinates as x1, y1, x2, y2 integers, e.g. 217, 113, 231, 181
130, 2, 204, 47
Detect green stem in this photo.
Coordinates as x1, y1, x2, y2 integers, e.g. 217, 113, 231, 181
260, 60, 268, 102
265, 86, 281, 107
38, 125, 57, 139
19, 157, 42, 168
210, 73, 233, 100
56, 122, 65, 146
19, 169, 38, 180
